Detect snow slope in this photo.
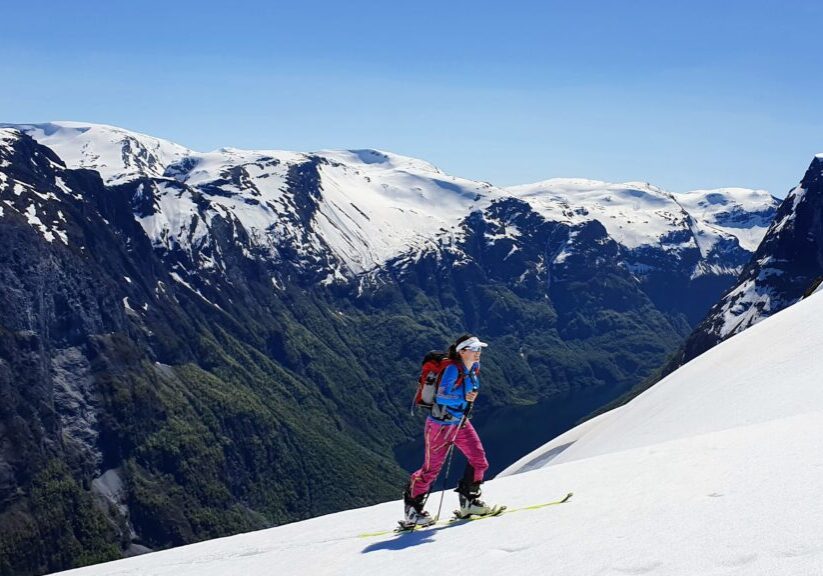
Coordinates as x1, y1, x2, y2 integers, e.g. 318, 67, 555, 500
52, 290, 823, 575
674, 187, 777, 252
147, 146, 499, 278
0, 121, 192, 184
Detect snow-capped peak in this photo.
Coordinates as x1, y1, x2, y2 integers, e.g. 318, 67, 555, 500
508, 178, 778, 253
678, 155, 823, 362
2, 121, 193, 184
317, 149, 445, 176
2, 122, 510, 279
0, 127, 21, 145
672, 187, 778, 252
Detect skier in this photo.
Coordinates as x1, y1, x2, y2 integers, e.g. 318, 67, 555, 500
403, 334, 492, 526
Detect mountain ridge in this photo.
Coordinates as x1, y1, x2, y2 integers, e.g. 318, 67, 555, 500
4, 122, 779, 287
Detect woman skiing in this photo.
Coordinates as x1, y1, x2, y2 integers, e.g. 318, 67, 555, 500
403, 334, 493, 526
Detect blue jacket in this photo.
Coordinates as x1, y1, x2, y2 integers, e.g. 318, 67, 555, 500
429, 362, 480, 425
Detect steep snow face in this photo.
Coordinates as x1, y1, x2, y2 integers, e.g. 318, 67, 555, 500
136, 146, 503, 277
3, 121, 192, 184
710, 270, 778, 338
310, 150, 499, 273
50, 283, 823, 576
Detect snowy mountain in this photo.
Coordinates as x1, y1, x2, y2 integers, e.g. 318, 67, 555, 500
2, 121, 192, 184
5, 122, 778, 296
508, 179, 774, 255
49, 276, 823, 576
680, 155, 823, 363
3, 122, 505, 282
508, 179, 779, 324
1, 126, 437, 572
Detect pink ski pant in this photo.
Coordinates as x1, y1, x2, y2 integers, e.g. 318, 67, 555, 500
409, 418, 489, 499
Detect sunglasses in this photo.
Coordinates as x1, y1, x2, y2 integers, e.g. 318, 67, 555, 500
462, 346, 483, 353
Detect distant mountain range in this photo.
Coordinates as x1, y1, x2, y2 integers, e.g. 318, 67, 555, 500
0, 121, 780, 575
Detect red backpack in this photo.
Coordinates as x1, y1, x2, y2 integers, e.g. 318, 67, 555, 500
410, 351, 467, 414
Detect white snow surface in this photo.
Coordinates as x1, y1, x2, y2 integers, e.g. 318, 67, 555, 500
138, 146, 501, 276
674, 187, 776, 252
0, 127, 20, 148
710, 270, 779, 339
310, 149, 498, 272
52, 290, 823, 575
508, 179, 776, 253
3, 121, 192, 184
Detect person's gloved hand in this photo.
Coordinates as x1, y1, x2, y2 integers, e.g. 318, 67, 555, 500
465, 390, 479, 402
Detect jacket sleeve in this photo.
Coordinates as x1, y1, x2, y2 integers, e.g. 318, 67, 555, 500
436, 364, 466, 410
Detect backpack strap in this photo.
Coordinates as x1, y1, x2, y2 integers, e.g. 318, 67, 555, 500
453, 364, 479, 389
434, 359, 454, 387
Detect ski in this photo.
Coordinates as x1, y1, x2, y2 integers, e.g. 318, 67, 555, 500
451, 504, 507, 521
393, 506, 508, 534
357, 492, 573, 538
394, 519, 437, 533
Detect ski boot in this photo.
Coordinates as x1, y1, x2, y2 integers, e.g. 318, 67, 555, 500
399, 486, 434, 530
454, 481, 498, 519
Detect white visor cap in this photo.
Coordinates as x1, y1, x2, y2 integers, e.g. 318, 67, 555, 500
455, 337, 489, 352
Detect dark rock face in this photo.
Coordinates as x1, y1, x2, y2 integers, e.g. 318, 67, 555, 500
680, 157, 823, 365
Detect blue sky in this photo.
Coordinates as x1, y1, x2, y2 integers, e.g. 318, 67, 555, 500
2, 0, 822, 196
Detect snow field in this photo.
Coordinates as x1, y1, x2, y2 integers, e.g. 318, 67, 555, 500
52, 408, 823, 576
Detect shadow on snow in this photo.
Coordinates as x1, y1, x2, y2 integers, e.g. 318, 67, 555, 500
360, 519, 474, 553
